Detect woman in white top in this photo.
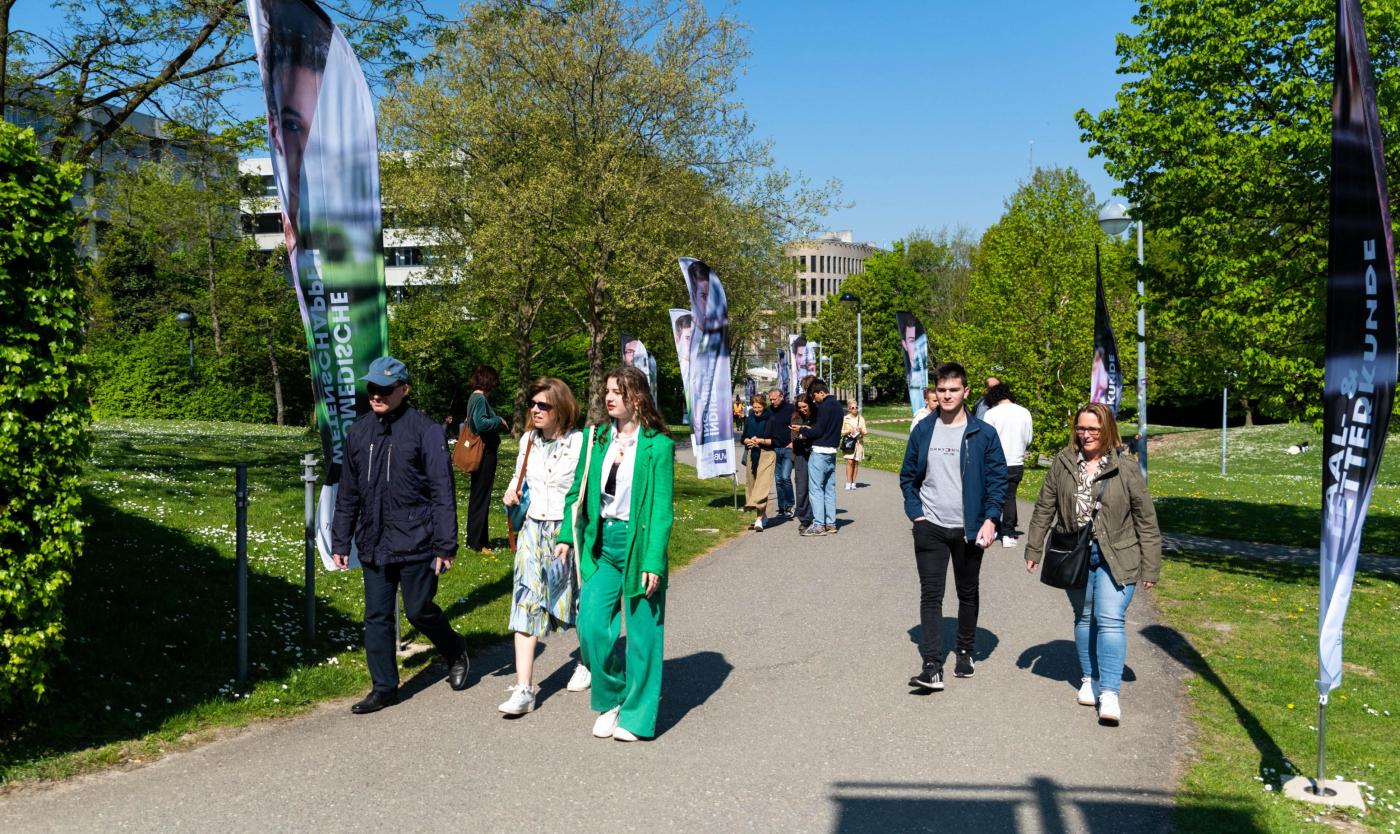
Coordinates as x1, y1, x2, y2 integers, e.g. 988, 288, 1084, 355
498, 378, 586, 715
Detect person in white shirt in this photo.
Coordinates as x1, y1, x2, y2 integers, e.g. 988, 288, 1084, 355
499, 378, 587, 715
911, 386, 937, 428
980, 383, 1034, 546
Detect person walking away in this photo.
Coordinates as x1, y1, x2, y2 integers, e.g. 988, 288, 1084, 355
498, 378, 588, 716
841, 401, 868, 489
789, 395, 815, 532
332, 356, 471, 714
973, 375, 1000, 419
742, 396, 777, 531
766, 388, 795, 517
555, 366, 675, 742
1024, 403, 1161, 725
898, 362, 1008, 691
465, 365, 508, 551
795, 380, 842, 536
980, 383, 1034, 546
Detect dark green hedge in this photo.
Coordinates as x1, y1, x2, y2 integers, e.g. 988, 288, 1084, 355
0, 123, 87, 706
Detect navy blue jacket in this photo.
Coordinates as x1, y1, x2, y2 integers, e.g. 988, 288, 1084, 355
899, 411, 1009, 541
767, 401, 794, 447
797, 395, 843, 449
331, 403, 458, 564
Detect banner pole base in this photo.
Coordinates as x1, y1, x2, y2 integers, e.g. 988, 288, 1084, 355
1283, 776, 1363, 809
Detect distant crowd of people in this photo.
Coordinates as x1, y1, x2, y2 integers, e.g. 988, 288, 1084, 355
329, 355, 1161, 736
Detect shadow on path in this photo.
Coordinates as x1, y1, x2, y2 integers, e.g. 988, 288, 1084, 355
1015, 639, 1136, 688
905, 621, 1000, 664
655, 650, 733, 737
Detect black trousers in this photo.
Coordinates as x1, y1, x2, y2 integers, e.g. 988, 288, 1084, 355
912, 520, 984, 666
1001, 465, 1024, 534
362, 558, 464, 693
792, 450, 812, 525
466, 433, 500, 550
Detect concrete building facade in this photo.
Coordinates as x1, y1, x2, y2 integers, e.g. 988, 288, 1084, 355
784, 230, 881, 325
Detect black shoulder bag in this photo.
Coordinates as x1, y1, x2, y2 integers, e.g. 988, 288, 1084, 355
1040, 480, 1107, 590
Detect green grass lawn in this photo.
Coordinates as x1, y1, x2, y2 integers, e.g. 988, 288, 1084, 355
0, 419, 746, 785
1155, 552, 1400, 833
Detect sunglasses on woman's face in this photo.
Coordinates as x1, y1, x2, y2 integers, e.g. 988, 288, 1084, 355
529, 399, 554, 412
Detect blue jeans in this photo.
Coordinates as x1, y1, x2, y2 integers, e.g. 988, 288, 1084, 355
773, 448, 794, 510
1066, 542, 1136, 693
808, 452, 837, 527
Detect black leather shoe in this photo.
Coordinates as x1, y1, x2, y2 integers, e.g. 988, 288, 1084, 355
350, 689, 399, 714
447, 651, 471, 691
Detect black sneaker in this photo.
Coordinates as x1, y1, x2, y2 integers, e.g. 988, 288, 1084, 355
909, 666, 944, 690
954, 652, 975, 678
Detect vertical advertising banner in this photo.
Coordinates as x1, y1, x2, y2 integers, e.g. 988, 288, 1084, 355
1317, 0, 1398, 698
669, 309, 693, 425
777, 348, 789, 402
896, 311, 928, 417
621, 334, 659, 404
1089, 249, 1124, 416
788, 335, 806, 397
679, 258, 735, 478
248, 0, 389, 568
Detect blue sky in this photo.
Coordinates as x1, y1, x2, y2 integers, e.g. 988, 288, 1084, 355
730, 1, 1135, 246
16, 0, 1137, 245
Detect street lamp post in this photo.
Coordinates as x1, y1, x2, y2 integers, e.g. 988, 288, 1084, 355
175, 311, 196, 383
840, 292, 863, 415
819, 355, 831, 387
1097, 203, 1147, 481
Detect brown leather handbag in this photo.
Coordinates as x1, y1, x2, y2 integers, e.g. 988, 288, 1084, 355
452, 393, 484, 473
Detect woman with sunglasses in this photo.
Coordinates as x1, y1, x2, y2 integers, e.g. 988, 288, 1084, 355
1024, 403, 1161, 726
497, 378, 587, 715
555, 366, 674, 742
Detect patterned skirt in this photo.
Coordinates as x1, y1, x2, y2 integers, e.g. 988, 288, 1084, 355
508, 518, 578, 637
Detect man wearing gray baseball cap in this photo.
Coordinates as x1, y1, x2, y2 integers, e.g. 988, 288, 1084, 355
332, 355, 471, 713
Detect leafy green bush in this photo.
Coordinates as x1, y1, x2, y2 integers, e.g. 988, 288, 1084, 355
0, 123, 87, 707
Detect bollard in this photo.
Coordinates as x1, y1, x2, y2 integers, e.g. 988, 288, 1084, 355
235, 464, 249, 683
301, 454, 319, 643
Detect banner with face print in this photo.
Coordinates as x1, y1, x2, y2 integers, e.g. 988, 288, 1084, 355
1317, 0, 1398, 698
1089, 249, 1124, 416
669, 308, 693, 425
249, 0, 388, 569
896, 311, 928, 417
777, 348, 789, 402
679, 258, 735, 478
621, 333, 659, 404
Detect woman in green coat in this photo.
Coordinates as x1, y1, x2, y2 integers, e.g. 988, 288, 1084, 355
556, 366, 675, 741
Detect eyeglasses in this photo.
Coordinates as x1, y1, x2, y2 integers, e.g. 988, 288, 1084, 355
367, 383, 403, 398
1074, 426, 1102, 435
934, 387, 964, 395
529, 400, 554, 412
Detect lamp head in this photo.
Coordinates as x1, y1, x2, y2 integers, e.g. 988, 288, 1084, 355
1097, 202, 1133, 236
839, 291, 859, 308
175, 312, 195, 329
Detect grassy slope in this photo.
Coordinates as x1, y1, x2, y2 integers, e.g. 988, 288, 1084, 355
0, 419, 746, 784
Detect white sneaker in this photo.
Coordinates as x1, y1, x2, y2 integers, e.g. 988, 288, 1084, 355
566, 663, 591, 692
1098, 691, 1121, 725
498, 684, 536, 715
592, 706, 621, 738
1002, 535, 1018, 548
611, 725, 639, 742
753, 517, 764, 531
1077, 677, 1097, 706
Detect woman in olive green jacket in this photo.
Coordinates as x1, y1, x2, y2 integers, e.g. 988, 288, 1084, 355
1024, 403, 1161, 726
556, 366, 674, 741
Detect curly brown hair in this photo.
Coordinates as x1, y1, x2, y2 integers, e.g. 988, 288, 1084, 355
598, 366, 669, 434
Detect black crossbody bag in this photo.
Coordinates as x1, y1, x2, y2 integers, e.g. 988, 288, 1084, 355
1040, 480, 1107, 590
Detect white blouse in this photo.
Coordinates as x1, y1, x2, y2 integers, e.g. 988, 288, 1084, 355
507, 429, 584, 522
599, 424, 641, 522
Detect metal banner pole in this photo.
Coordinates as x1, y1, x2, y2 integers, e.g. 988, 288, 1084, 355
301, 454, 318, 642
235, 464, 249, 683
1221, 386, 1228, 476
1314, 700, 1334, 798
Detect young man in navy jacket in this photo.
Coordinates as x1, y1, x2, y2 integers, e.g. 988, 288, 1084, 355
795, 380, 843, 536
898, 362, 1008, 690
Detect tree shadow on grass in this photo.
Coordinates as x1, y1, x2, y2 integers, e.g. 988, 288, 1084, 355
1155, 496, 1400, 555
1140, 623, 1285, 782
0, 494, 360, 776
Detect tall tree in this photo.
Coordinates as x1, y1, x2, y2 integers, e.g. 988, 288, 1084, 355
1075, 0, 1400, 420
382, 0, 834, 417
950, 167, 1130, 454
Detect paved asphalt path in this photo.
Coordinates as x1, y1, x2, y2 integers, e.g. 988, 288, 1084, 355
0, 459, 1190, 834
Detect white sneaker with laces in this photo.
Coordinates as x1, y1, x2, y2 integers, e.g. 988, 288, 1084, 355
566, 663, 591, 692
1002, 535, 1018, 548
592, 706, 621, 738
498, 684, 536, 715
1098, 691, 1121, 725
753, 517, 764, 531
611, 725, 639, 742
1077, 677, 1097, 706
